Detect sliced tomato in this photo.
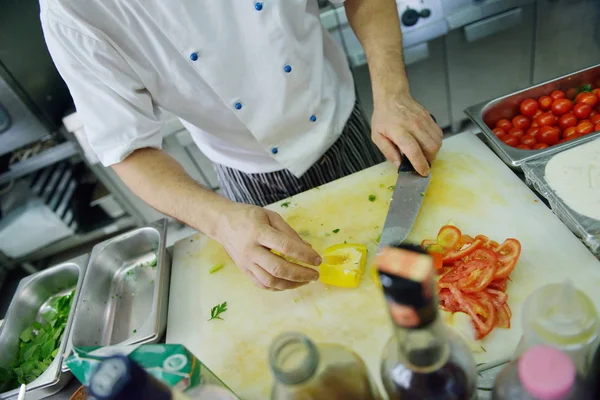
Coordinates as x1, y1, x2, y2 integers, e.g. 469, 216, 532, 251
456, 250, 498, 293
443, 239, 483, 263
440, 263, 471, 284
437, 225, 462, 249
431, 252, 444, 271
485, 288, 508, 305
438, 288, 460, 312
448, 285, 496, 339
421, 239, 445, 254
495, 303, 511, 329
504, 303, 513, 319
475, 234, 500, 249
459, 234, 475, 247
488, 278, 508, 292
494, 239, 522, 279
437, 266, 452, 277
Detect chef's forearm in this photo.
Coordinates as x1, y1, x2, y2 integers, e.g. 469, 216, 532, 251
112, 148, 230, 238
344, 0, 409, 104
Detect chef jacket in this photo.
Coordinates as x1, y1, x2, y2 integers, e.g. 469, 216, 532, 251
41, 0, 356, 177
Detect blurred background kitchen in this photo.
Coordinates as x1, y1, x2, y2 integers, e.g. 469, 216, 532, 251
1, 0, 599, 317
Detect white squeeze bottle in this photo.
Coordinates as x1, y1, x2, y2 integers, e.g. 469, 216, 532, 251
514, 280, 600, 377
492, 345, 592, 399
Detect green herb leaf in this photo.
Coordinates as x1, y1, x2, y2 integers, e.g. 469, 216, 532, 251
368, 194, 376, 202
133, 329, 137, 334
281, 202, 290, 208
388, 185, 395, 191
376, 234, 381, 243
332, 229, 340, 234
150, 255, 158, 267
208, 302, 228, 321
420, 192, 425, 196
209, 264, 225, 274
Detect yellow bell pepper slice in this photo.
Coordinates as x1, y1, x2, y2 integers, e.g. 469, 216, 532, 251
319, 243, 367, 288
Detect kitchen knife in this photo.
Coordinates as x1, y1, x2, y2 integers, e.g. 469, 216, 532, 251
377, 155, 432, 250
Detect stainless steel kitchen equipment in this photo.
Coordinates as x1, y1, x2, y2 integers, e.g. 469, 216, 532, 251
0, 254, 88, 400
465, 64, 600, 168
70, 219, 171, 348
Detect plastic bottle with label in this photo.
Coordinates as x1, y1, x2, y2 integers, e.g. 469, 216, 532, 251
269, 331, 382, 400
492, 345, 592, 399
514, 280, 600, 377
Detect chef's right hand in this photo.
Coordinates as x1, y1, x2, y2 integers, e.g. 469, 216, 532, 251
215, 203, 321, 291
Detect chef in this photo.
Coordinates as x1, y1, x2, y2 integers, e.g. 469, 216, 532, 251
41, 0, 442, 291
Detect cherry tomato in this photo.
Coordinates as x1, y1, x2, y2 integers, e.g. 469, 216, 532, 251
558, 113, 578, 130
591, 109, 600, 118
495, 119, 513, 132
550, 90, 566, 100
532, 109, 543, 119
502, 136, 519, 147
562, 127, 579, 141
538, 96, 553, 111
512, 115, 531, 130
520, 135, 536, 147
492, 127, 506, 137
578, 92, 599, 108
508, 128, 525, 140
593, 88, 600, 98
575, 92, 587, 104
551, 98, 573, 115
596, 122, 600, 132
532, 142, 549, 150
590, 115, 600, 125
526, 127, 540, 139
536, 112, 556, 126
538, 126, 560, 146
576, 120, 595, 135
573, 103, 592, 119
519, 99, 538, 117
566, 88, 578, 100
516, 144, 531, 150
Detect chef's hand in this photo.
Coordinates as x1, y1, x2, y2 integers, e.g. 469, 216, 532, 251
371, 92, 442, 176
215, 203, 321, 291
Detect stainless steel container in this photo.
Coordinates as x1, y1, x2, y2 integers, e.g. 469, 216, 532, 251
0, 254, 88, 400
71, 219, 170, 348
465, 64, 600, 168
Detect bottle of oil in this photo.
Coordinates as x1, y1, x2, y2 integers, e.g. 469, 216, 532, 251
376, 243, 477, 400
269, 331, 382, 400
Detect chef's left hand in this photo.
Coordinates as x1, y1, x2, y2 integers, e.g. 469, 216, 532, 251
371, 92, 442, 176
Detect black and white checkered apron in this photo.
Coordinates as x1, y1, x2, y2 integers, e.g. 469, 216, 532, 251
213, 103, 385, 206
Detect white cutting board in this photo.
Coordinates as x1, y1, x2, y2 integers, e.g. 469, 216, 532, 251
166, 132, 600, 399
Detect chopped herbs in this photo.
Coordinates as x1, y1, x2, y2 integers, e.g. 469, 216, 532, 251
281, 202, 290, 208
388, 185, 395, 191
209, 264, 224, 274
150, 256, 158, 267
133, 329, 137, 334
379, 183, 385, 188
420, 192, 425, 197
0, 291, 74, 389
376, 234, 381, 243
368, 194, 376, 202
208, 302, 228, 321
332, 229, 340, 234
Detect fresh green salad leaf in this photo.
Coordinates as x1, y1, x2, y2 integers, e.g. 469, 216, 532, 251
0, 290, 74, 390
208, 302, 228, 321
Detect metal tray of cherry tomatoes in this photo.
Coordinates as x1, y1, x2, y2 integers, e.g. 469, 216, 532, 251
465, 63, 600, 169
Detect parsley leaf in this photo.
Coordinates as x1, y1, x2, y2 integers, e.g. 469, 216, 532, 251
208, 302, 228, 321
368, 195, 376, 202
332, 229, 340, 234
281, 202, 290, 208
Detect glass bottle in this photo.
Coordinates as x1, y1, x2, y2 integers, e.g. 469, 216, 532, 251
269, 331, 382, 400
514, 280, 600, 377
492, 345, 592, 399
376, 243, 477, 400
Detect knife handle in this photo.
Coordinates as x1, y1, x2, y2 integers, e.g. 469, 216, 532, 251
398, 114, 438, 173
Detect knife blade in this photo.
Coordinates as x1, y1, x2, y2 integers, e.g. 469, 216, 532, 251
377, 156, 432, 250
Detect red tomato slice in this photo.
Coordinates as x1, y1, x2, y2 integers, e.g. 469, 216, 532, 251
475, 234, 500, 249
495, 303, 511, 329
457, 259, 498, 293
443, 239, 483, 263
485, 288, 508, 305
459, 234, 475, 246
438, 288, 460, 313
437, 225, 462, 249
494, 239, 522, 279
421, 239, 445, 254
488, 278, 508, 292
437, 267, 452, 277
448, 286, 496, 339
431, 252, 444, 271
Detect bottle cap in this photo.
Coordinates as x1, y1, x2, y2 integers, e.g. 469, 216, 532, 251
518, 345, 576, 400
374, 243, 437, 328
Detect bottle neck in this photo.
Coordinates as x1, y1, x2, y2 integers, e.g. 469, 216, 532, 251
269, 332, 319, 386
392, 314, 450, 371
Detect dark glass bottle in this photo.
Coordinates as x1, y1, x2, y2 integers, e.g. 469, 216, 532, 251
376, 244, 477, 400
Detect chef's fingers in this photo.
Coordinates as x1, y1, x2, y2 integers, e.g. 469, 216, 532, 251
258, 225, 321, 266
412, 120, 441, 164
418, 115, 443, 161
244, 268, 272, 290
254, 248, 319, 283
371, 132, 402, 166
249, 263, 309, 290
267, 211, 311, 246
386, 130, 430, 176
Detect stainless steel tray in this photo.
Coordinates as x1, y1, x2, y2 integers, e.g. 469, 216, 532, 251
71, 219, 170, 348
465, 64, 600, 168
0, 254, 88, 400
